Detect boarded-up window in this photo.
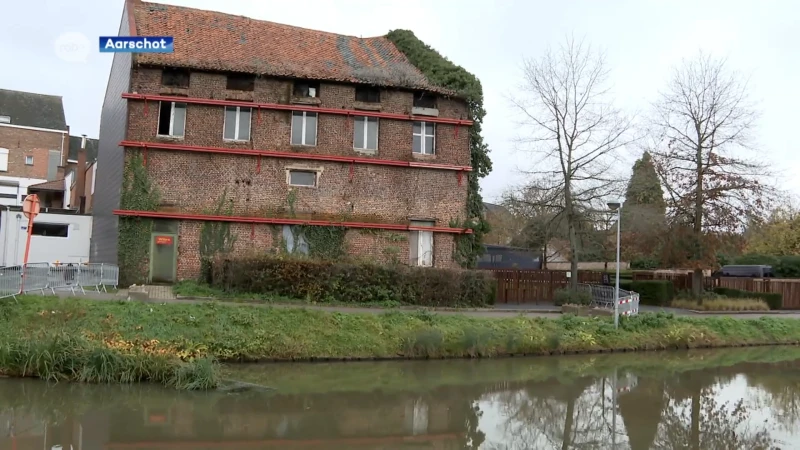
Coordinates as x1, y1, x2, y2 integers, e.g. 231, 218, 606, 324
47, 150, 60, 181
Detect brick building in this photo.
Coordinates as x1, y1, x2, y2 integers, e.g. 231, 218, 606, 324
0, 88, 97, 210
93, 0, 476, 282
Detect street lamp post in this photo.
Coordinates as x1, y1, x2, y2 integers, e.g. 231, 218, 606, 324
607, 201, 623, 329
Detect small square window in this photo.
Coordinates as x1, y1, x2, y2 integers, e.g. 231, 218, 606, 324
0, 115, 10, 124
226, 74, 255, 91
293, 81, 320, 98
412, 121, 435, 155
413, 92, 437, 109
161, 69, 190, 88
355, 86, 380, 103
25, 155, 33, 165
288, 170, 317, 187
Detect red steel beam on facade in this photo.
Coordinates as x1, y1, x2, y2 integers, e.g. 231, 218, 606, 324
120, 140, 473, 172
113, 210, 473, 234
121, 93, 474, 126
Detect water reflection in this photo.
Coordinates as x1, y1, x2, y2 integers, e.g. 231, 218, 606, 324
1, 347, 798, 449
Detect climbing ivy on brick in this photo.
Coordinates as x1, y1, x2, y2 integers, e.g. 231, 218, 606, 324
385, 30, 491, 268
118, 152, 160, 285
199, 189, 237, 282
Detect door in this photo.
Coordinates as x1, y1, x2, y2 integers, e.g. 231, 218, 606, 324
149, 233, 178, 284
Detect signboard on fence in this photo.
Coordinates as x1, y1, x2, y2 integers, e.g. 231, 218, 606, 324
155, 236, 173, 246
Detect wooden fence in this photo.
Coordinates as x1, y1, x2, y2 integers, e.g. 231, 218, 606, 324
491, 269, 604, 304
633, 271, 800, 309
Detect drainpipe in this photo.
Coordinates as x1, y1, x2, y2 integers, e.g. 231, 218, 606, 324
75, 135, 88, 214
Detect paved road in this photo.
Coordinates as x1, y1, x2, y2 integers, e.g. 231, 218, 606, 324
43, 290, 800, 320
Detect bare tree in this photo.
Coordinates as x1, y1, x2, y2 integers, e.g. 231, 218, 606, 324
509, 37, 632, 289
649, 53, 774, 297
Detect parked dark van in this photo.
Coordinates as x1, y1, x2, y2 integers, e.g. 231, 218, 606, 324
716, 265, 775, 278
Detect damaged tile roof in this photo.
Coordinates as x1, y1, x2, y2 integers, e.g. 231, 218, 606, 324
131, 1, 449, 94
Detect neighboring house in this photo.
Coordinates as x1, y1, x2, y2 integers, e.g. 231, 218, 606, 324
92, 0, 475, 282
0, 88, 69, 206
482, 202, 521, 246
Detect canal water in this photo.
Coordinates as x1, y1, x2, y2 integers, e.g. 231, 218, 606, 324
1, 347, 798, 449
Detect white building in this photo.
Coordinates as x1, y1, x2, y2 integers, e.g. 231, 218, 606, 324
0, 209, 92, 266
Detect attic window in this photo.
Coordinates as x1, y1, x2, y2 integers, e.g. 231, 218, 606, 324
413, 92, 437, 109
161, 68, 190, 88
0, 116, 9, 124
226, 74, 255, 91
355, 86, 380, 103
293, 81, 320, 98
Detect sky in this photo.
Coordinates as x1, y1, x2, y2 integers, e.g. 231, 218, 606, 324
0, 0, 797, 203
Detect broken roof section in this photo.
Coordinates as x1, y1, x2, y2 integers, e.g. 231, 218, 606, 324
0, 89, 67, 131
131, 1, 454, 95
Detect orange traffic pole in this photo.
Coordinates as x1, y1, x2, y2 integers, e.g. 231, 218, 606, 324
20, 194, 40, 293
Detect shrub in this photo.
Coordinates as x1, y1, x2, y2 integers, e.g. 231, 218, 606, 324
672, 298, 769, 312
630, 257, 659, 270
713, 287, 783, 310
553, 288, 592, 306
211, 256, 496, 307
630, 280, 674, 306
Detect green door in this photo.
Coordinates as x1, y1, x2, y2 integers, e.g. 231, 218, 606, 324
149, 233, 178, 284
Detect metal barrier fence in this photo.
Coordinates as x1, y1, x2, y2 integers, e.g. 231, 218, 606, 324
0, 262, 119, 300
578, 283, 640, 316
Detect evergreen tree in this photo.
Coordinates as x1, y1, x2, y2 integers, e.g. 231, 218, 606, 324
622, 152, 666, 264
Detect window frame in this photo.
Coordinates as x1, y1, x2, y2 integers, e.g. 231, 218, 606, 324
413, 92, 437, 109
287, 169, 318, 188
24, 155, 33, 165
355, 86, 381, 103
293, 81, 320, 98
412, 121, 436, 155
290, 111, 318, 146
353, 116, 379, 151
31, 222, 70, 238
222, 106, 252, 141
0, 116, 10, 124
0, 148, 8, 172
157, 101, 187, 138
161, 68, 190, 88
409, 220, 435, 267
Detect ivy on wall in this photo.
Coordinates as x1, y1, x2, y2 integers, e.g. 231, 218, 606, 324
199, 189, 237, 281
294, 225, 347, 260
118, 152, 160, 285
385, 30, 492, 268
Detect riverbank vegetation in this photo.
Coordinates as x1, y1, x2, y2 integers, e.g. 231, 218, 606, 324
671, 298, 769, 312
3, 296, 800, 390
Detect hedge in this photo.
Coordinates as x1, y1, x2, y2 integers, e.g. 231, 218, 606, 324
713, 287, 783, 310
211, 256, 496, 307
630, 280, 675, 306
731, 254, 800, 278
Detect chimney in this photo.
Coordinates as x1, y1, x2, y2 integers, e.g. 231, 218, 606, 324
75, 134, 88, 214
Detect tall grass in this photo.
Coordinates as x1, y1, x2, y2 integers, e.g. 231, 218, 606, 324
672, 298, 769, 312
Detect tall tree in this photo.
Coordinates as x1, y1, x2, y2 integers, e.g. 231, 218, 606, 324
649, 53, 773, 297
622, 152, 666, 262
509, 37, 632, 289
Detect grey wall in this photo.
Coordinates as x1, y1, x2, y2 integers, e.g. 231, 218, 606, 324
89, 1, 132, 263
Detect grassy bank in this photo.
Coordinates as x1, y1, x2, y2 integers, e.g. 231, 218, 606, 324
3, 296, 800, 376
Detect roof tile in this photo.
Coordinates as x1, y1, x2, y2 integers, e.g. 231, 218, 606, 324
132, 1, 446, 93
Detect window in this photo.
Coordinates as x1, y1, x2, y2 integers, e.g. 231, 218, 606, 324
0, 148, 7, 172
0, 115, 9, 124
157, 102, 186, 137
355, 86, 380, 103
293, 81, 319, 98
291, 111, 317, 146
412, 122, 435, 155
25, 155, 33, 165
409, 221, 434, 267
288, 170, 317, 187
413, 92, 437, 109
223, 106, 251, 141
282, 225, 309, 255
354, 117, 378, 151
32, 223, 69, 238
161, 68, 190, 88
226, 74, 255, 91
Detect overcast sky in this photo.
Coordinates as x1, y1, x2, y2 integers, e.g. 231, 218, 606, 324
0, 0, 796, 202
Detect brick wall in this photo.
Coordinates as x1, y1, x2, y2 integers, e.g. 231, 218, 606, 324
0, 126, 66, 179
127, 67, 471, 277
